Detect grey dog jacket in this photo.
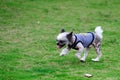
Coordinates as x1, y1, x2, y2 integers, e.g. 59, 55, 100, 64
69, 32, 95, 49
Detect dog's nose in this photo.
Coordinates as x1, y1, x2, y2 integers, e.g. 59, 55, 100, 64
57, 43, 59, 45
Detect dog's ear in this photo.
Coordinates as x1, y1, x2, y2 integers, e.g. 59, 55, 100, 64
61, 29, 65, 33
67, 32, 73, 43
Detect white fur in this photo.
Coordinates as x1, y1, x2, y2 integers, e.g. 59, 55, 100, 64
95, 26, 103, 39
57, 32, 69, 41
60, 48, 69, 56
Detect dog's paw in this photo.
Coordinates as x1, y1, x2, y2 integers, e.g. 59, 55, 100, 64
60, 53, 66, 56
92, 58, 100, 62
80, 58, 85, 62
80, 60, 85, 62
60, 53, 64, 56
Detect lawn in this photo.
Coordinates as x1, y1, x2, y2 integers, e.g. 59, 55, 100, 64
0, 0, 120, 80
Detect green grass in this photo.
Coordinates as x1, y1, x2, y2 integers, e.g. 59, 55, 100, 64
0, 0, 120, 80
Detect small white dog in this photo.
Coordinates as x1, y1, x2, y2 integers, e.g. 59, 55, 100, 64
56, 26, 103, 62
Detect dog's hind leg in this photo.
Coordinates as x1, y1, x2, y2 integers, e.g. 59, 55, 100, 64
92, 42, 102, 61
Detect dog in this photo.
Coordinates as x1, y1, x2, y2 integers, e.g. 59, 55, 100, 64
56, 26, 103, 62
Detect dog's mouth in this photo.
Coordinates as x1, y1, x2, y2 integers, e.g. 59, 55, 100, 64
57, 45, 62, 49
57, 44, 65, 49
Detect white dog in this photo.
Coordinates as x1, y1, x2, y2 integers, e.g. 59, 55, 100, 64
56, 26, 103, 62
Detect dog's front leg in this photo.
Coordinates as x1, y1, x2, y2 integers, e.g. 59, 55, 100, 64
80, 48, 89, 62
75, 43, 84, 60
60, 48, 70, 56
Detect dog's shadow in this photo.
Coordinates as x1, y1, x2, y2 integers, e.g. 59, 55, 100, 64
58, 56, 104, 69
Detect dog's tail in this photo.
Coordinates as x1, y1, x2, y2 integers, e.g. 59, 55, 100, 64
95, 26, 103, 39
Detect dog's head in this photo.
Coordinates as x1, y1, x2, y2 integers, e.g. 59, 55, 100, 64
56, 29, 73, 49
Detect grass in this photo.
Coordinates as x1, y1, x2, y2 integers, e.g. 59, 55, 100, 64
0, 0, 120, 80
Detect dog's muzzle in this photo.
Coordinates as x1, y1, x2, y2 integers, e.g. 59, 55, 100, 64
57, 43, 65, 49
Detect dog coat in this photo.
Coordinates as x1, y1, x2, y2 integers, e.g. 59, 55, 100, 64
69, 32, 95, 49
